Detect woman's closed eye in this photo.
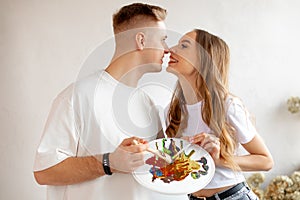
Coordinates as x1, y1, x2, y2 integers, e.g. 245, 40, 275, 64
180, 43, 188, 49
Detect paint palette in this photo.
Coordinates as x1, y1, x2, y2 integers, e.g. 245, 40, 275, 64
132, 138, 215, 194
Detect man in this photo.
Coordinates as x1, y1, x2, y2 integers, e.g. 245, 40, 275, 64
33, 3, 182, 200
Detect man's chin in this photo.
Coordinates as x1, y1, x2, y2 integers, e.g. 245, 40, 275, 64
144, 63, 163, 73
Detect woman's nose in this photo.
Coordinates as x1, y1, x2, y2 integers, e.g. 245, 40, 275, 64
169, 46, 176, 53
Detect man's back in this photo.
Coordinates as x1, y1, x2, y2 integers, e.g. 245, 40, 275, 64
35, 70, 175, 200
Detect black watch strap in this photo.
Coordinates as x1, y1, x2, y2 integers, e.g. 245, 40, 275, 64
102, 153, 113, 175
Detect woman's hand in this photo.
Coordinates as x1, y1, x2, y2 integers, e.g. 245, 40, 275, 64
188, 133, 222, 166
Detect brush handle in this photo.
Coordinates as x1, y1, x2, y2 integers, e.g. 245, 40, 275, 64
172, 143, 192, 160
132, 139, 172, 163
146, 147, 172, 163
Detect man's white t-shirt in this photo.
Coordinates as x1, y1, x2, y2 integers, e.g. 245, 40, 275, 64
34, 70, 188, 200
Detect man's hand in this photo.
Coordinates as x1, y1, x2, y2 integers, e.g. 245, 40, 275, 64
109, 137, 149, 173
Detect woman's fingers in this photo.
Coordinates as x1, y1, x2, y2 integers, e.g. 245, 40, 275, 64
190, 133, 206, 144
202, 140, 220, 151
201, 136, 220, 160
191, 132, 220, 155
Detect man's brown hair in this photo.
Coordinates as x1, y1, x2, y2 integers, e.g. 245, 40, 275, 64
113, 3, 167, 34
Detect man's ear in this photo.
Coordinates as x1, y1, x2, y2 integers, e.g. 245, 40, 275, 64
136, 32, 145, 50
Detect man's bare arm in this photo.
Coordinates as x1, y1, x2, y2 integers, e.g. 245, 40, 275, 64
34, 155, 104, 186
34, 137, 149, 186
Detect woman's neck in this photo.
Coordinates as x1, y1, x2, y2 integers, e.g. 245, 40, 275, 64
178, 76, 201, 105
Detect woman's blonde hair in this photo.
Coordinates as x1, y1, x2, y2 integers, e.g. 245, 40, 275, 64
166, 29, 239, 170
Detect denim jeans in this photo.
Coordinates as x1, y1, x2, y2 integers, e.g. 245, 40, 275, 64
222, 184, 259, 200
188, 183, 259, 200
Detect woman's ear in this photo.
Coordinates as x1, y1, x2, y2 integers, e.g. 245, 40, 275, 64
136, 32, 145, 50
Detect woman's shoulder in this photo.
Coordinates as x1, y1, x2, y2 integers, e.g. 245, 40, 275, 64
225, 95, 248, 115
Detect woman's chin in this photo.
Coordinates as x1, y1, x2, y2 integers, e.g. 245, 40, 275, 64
166, 66, 179, 76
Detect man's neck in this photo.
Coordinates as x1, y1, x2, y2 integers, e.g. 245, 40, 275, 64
105, 53, 144, 88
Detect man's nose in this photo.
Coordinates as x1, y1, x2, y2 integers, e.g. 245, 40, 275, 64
163, 43, 169, 52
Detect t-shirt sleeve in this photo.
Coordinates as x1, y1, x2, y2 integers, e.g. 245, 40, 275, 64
33, 86, 78, 171
227, 98, 257, 144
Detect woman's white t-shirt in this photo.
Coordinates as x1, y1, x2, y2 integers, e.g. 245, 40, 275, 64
165, 97, 257, 189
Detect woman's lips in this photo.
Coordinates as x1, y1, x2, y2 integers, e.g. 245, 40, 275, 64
169, 55, 178, 64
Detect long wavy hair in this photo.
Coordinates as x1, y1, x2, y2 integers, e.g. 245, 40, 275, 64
166, 29, 238, 170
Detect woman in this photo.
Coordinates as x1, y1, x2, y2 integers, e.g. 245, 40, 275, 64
165, 29, 273, 200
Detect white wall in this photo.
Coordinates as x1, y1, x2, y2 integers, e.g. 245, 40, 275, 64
1, 0, 300, 199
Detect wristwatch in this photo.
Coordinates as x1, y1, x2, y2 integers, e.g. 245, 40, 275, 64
102, 153, 113, 175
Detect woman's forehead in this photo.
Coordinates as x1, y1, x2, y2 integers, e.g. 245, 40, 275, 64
180, 31, 197, 43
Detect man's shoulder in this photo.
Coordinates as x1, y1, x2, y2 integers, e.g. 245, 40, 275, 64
54, 70, 103, 103
74, 70, 104, 93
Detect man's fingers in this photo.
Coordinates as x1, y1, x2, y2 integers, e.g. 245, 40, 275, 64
121, 137, 148, 147
121, 137, 138, 146
124, 154, 145, 172
132, 159, 145, 169
126, 143, 148, 153
130, 152, 144, 162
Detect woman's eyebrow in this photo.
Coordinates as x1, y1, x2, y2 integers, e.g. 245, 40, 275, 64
181, 39, 191, 44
